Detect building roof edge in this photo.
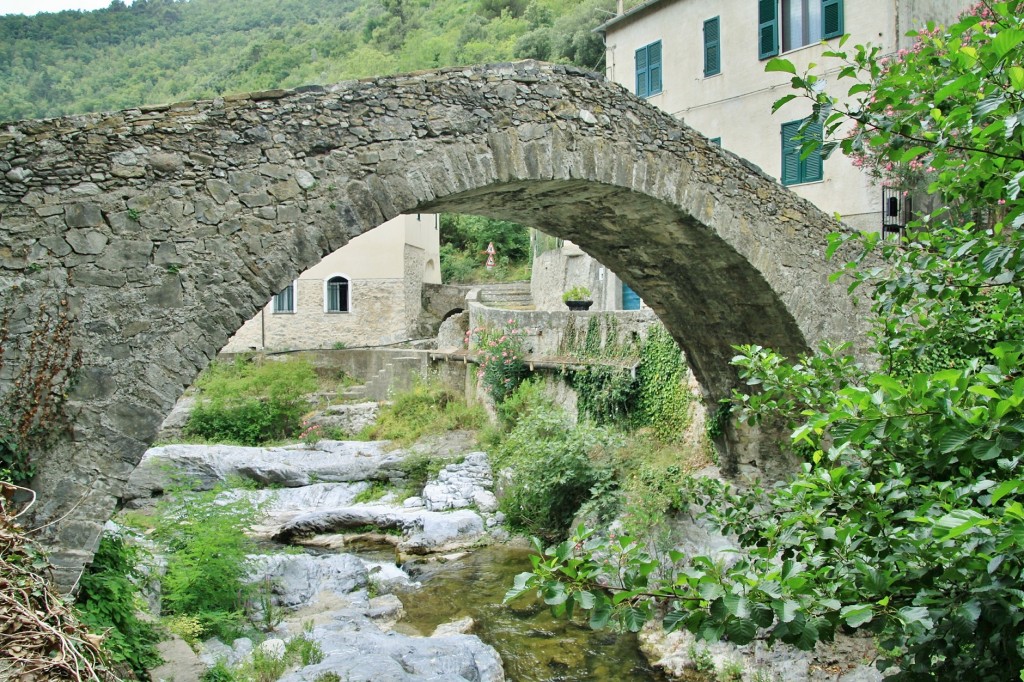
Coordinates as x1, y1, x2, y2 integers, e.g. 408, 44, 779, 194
593, 0, 674, 34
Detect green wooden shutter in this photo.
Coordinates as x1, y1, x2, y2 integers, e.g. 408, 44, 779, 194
822, 0, 844, 39
703, 17, 721, 76
781, 120, 802, 185
758, 0, 778, 59
648, 40, 662, 94
781, 119, 824, 185
635, 45, 649, 97
803, 119, 824, 182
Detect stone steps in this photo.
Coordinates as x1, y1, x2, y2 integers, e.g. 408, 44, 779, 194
476, 282, 533, 308
341, 354, 429, 401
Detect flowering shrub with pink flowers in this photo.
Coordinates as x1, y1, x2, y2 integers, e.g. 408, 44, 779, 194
298, 418, 323, 447
466, 320, 528, 403
772, 1, 1021, 228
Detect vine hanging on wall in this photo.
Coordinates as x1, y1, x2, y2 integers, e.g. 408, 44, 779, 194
0, 287, 82, 486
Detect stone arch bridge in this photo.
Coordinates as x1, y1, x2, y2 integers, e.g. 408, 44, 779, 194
0, 61, 866, 586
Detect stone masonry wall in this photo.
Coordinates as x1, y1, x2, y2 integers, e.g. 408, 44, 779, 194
0, 60, 870, 586
223, 277, 408, 352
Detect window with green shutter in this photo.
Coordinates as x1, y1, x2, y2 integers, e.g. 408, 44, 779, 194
781, 118, 823, 186
822, 0, 844, 38
758, 0, 778, 59
760, 0, 843, 59
635, 40, 662, 97
703, 17, 720, 77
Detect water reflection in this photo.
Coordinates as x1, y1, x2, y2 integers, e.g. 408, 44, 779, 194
392, 546, 670, 682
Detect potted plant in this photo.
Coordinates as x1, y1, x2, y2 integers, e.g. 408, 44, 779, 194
562, 285, 593, 311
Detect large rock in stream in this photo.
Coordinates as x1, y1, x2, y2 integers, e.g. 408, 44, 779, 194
124, 441, 403, 503
275, 605, 504, 682
271, 505, 486, 556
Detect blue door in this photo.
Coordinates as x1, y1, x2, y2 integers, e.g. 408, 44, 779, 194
622, 283, 641, 310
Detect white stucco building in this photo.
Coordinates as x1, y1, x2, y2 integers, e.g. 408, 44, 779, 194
223, 213, 440, 352
596, 0, 969, 231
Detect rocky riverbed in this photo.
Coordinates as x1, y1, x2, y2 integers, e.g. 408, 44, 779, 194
126, 431, 884, 682
130, 432, 508, 682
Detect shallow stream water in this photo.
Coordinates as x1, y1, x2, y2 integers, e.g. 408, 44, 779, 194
390, 545, 671, 682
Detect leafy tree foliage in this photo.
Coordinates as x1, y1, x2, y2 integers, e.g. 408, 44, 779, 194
509, 3, 1024, 679
514, 0, 615, 71
0, 0, 611, 122
439, 213, 531, 283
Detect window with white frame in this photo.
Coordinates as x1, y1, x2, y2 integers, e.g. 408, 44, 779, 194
759, 0, 843, 59
273, 282, 296, 313
325, 275, 350, 313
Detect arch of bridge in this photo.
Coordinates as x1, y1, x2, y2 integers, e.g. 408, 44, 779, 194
0, 60, 864, 585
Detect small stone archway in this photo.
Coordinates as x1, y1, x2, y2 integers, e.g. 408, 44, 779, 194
0, 61, 866, 586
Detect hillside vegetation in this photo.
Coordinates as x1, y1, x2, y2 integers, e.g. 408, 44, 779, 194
0, 0, 625, 122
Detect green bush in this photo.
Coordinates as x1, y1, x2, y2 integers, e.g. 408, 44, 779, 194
495, 394, 621, 540
183, 357, 317, 445
152, 482, 262, 641
358, 378, 487, 445
76, 534, 164, 679
440, 243, 479, 283
495, 376, 547, 429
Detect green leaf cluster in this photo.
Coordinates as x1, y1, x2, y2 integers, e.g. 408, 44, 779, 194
493, 390, 621, 540
562, 320, 691, 437
633, 326, 692, 441
151, 481, 263, 641
75, 534, 163, 679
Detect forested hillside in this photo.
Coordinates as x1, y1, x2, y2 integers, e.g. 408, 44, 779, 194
0, 0, 621, 122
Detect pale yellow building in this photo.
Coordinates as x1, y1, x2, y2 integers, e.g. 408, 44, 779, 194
223, 214, 441, 352
597, 0, 968, 231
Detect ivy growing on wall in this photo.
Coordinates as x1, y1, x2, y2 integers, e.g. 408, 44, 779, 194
561, 317, 691, 441
0, 287, 82, 486
562, 315, 640, 426
633, 326, 691, 442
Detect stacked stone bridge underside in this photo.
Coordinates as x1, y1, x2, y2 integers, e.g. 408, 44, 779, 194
0, 60, 865, 586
